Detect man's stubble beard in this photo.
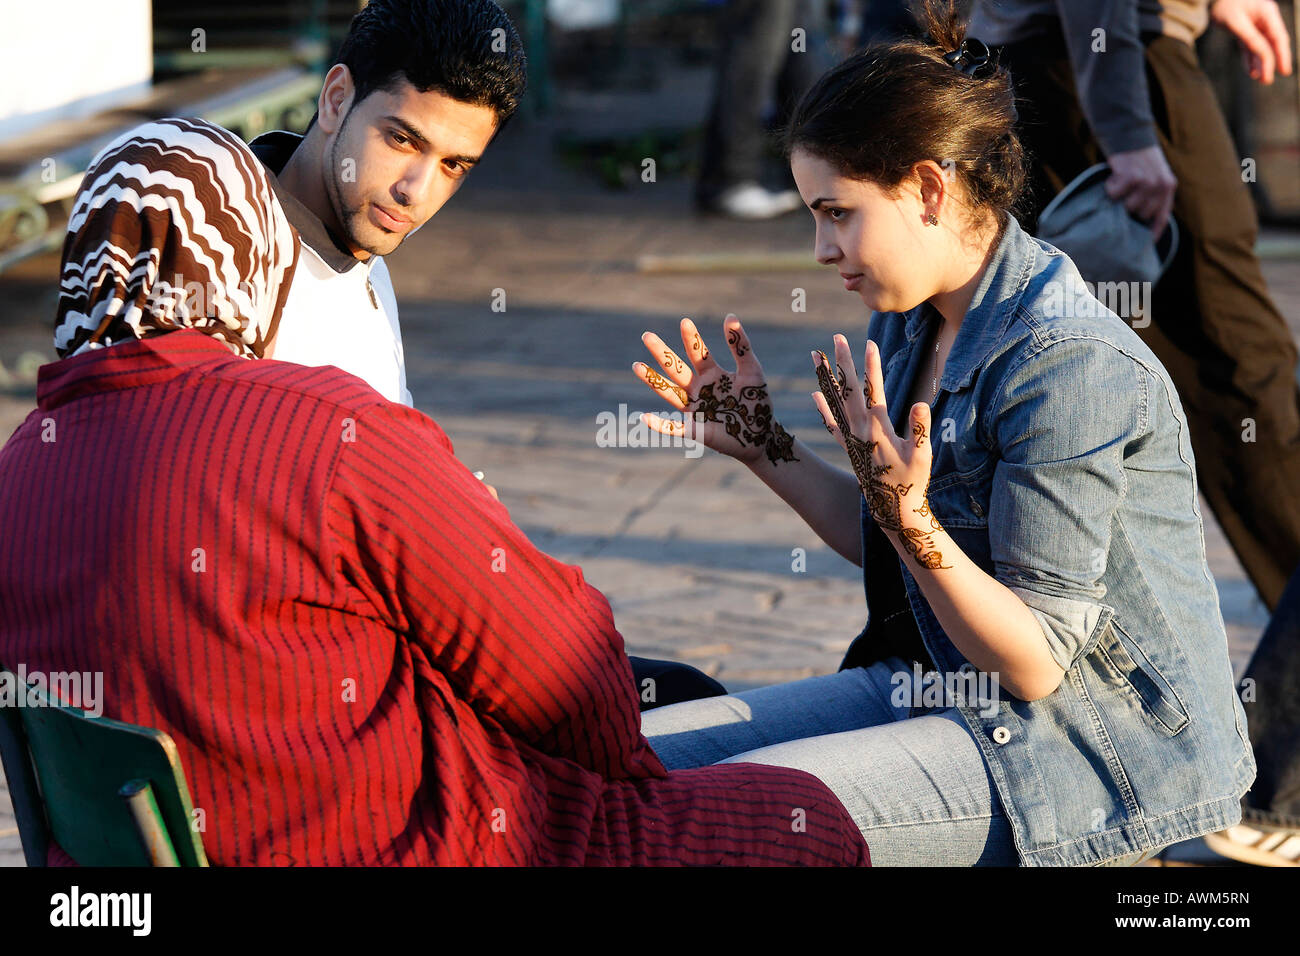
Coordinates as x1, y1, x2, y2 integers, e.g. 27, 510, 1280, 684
325, 114, 400, 259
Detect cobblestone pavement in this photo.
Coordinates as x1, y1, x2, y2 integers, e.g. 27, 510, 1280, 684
1, 76, 1296, 865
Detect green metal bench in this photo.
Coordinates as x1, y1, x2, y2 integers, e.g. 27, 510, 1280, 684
0, 665, 208, 867
0, 64, 322, 276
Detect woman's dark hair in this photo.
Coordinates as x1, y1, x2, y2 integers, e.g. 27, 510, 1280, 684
784, 0, 1026, 243
334, 0, 528, 123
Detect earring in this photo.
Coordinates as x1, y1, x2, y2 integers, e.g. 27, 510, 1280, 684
927, 213, 939, 226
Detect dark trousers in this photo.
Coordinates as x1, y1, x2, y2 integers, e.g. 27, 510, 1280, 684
628, 656, 727, 712
996, 31, 1300, 828
1239, 562, 1300, 826
696, 0, 830, 204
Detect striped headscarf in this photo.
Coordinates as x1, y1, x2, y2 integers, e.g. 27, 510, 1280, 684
53, 117, 298, 360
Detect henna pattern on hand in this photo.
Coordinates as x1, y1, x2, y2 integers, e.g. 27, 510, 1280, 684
693, 374, 798, 465
899, 497, 951, 569
726, 328, 748, 357
691, 331, 709, 361
835, 363, 851, 399
767, 420, 797, 462
814, 351, 949, 569
814, 350, 877, 494
663, 349, 686, 376
643, 366, 688, 405
912, 420, 927, 449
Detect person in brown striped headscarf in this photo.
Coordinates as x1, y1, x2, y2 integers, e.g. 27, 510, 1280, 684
8, 113, 872, 867
53, 116, 299, 361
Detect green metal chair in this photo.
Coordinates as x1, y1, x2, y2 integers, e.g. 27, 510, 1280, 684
0, 665, 208, 866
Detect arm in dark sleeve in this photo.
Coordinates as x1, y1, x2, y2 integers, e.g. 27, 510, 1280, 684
1053, 0, 1160, 155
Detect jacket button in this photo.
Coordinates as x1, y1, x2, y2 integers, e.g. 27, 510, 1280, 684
992, 726, 1011, 744
969, 497, 984, 517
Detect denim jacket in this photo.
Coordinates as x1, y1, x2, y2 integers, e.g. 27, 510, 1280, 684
843, 213, 1255, 866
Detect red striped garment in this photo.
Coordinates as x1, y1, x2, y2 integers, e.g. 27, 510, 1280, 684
0, 331, 870, 866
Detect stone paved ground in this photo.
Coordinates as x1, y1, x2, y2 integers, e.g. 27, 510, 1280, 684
0, 64, 1295, 866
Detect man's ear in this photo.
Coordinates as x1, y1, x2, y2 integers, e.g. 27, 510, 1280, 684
317, 64, 355, 136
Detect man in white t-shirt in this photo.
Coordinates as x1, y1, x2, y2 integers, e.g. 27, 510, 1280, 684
252, 130, 414, 404
251, 0, 527, 407
249, 0, 726, 710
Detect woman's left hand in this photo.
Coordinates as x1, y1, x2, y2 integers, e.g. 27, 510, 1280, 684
811, 334, 937, 537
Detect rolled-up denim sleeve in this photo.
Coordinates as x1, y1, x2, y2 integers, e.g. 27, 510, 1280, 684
988, 336, 1146, 671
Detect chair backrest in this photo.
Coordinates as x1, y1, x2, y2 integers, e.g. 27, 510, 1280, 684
0, 665, 208, 866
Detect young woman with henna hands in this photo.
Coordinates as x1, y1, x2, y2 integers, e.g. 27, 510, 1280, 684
633, 0, 1255, 867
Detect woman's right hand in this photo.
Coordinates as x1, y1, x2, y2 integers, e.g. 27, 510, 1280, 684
632, 314, 797, 468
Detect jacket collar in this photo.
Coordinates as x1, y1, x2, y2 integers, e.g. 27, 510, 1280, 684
249, 130, 366, 275
37, 331, 240, 411
902, 211, 1037, 393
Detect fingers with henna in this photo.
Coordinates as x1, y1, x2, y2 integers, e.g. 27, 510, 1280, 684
633, 361, 689, 407
680, 317, 717, 374
723, 314, 758, 371
640, 330, 692, 386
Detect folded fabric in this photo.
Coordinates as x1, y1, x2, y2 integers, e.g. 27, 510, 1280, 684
1036, 162, 1178, 288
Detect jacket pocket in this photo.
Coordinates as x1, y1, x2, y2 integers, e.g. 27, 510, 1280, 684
925, 460, 992, 530
1094, 618, 1190, 737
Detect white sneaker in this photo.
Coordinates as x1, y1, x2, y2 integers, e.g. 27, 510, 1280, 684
1203, 824, 1300, 866
710, 182, 803, 220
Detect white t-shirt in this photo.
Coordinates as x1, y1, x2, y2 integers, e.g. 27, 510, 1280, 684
270, 248, 412, 406
251, 131, 414, 407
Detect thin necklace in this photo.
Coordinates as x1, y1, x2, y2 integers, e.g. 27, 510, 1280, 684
929, 335, 940, 404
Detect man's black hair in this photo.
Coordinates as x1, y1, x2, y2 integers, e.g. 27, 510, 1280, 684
333, 0, 528, 123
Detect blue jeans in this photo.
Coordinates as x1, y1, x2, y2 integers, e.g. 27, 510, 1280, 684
642, 658, 1158, 866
